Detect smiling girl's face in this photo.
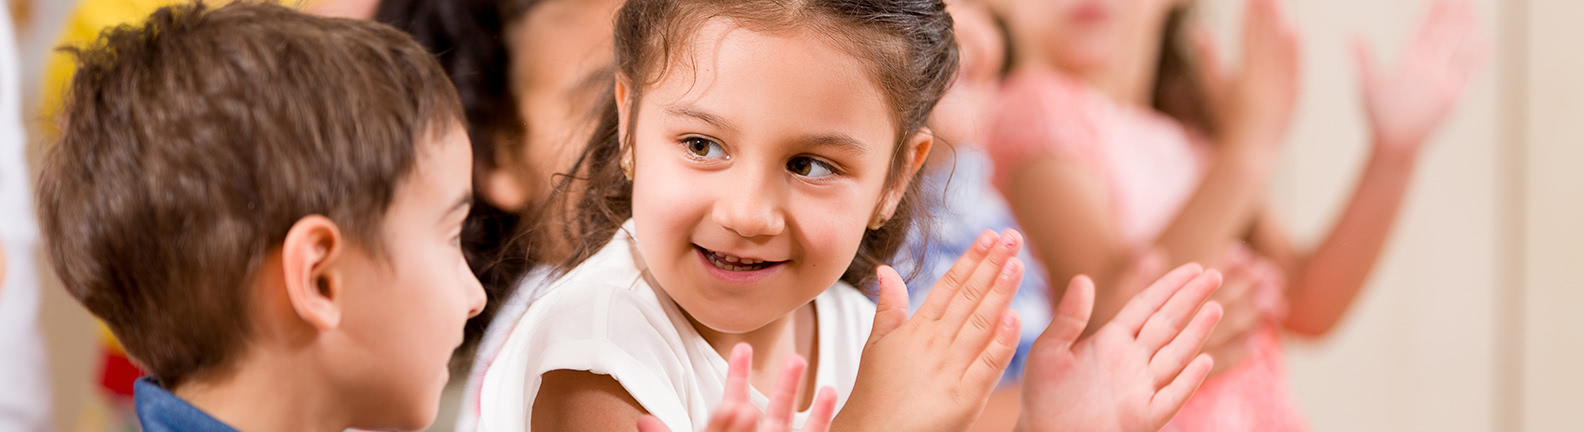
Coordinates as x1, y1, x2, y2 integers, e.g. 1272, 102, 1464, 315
619, 18, 928, 334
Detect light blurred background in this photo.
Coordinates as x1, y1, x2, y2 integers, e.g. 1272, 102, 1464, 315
5, 0, 1580, 431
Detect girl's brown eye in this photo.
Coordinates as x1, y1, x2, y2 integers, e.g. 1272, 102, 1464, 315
683, 137, 726, 159
787, 156, 835, 178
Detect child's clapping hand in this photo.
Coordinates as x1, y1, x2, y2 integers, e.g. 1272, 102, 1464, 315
637, 344, 838, 432
834, 230, 1029, 432
1017, 264, 1224, 432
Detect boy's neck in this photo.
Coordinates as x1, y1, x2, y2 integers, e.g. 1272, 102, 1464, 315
173, 352, 350, 432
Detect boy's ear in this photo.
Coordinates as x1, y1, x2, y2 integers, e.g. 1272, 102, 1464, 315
875, 128, 934, 224
280, 215, 346, 331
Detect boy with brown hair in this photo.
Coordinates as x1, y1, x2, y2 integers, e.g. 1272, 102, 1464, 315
35, 2, 484, 431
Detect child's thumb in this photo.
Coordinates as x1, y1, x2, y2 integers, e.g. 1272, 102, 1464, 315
869, 265, 910, 343
1037, 275, 1096, 353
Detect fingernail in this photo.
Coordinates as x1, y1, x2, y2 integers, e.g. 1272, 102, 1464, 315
1002, 258, 1022, 279
1001, 232, 1018, 249
977, 231, 996, 250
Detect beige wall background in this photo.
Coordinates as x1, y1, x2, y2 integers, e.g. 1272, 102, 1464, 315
1198, 0, 1581, 430
13, 0, 1581, 431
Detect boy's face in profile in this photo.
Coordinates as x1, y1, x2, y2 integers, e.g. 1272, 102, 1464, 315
329, 124, 484, 429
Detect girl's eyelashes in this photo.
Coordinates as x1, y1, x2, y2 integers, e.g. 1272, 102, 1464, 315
682, 136, 729, 160
786, 156, 838, 179
676, 134, 843, 179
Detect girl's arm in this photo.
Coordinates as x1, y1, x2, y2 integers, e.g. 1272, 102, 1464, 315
1250, 0, 1484, 337
533, 370, 648, 432
1250, 149, 1420, 337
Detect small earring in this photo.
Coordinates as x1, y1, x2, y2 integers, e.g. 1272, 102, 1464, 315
621, 158, 634, 181
868, 214, 887, 230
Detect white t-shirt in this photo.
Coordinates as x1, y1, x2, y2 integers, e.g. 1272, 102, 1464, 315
477, 220, 875, 432
455, 265, 553, 432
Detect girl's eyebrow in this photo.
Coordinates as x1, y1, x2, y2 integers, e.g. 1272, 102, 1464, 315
797, 134, 870, 158
666, 105, 737, 132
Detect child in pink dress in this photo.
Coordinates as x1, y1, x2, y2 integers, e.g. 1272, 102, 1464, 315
988, 0, 1483, 429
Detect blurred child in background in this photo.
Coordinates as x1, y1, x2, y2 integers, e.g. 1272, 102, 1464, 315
372, 0, 625, 428
987, 0, 1484, 429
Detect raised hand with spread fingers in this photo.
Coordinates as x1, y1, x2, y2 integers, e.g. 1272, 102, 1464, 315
1016, 264, 1225, 432
636, 343, 838, 432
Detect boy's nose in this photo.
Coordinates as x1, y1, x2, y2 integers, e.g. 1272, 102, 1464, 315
464, 275, 486, 318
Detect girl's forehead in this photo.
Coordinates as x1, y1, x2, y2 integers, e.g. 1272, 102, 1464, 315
640, 19, 901, 146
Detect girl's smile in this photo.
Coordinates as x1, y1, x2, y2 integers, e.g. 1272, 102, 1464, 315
695, 244, 785, 284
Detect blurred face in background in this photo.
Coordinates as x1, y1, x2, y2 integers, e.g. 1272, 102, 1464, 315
999, 0, 1184, 81
482, 0, 624, 211
930, 0, 1008, 148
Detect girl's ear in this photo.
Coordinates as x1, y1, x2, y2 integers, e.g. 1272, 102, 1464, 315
614, 75, 635, 166
874, 128, 935, 226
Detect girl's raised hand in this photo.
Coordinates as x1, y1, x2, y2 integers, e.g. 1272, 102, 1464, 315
834, 230, 1027, 432
1016, 264, 1225, 432
636, 343, 838, 432
1356, 0, 1486, 154
1194, 0, 1302, 151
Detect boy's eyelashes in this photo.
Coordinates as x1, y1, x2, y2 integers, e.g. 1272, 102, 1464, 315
675, 135, 847, 179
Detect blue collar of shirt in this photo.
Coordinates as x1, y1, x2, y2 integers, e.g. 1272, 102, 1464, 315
134, 377, 239, 432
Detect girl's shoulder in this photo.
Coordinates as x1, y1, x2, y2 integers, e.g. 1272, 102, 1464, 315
518, 224, 677, 344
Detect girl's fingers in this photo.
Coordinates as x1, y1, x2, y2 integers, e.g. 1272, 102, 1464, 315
867, 265, 910, 343
718, 404, 760, 432
1148, 302, 1223, 388
1136, 271, 1224, 351
951, 257, 1025, 367
940, 230, 1022, 332
763, 355, 808, 428
801, 386, 839, 432
724, 343, 753, 403
1109, 263, 1205, 334
1149, 354, 1215, 429
1034, 274, 1096, 354
915, 230, 998, 320
961, 310, 1021, 394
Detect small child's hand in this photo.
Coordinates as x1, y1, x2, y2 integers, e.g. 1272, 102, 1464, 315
1017, 264, 1225, 432
1193, 0, 1302, 151
834, 230, 1026, 432
1356, 0, 1485, 154
1200, 246, 1265, 376
635, 343, 838, 432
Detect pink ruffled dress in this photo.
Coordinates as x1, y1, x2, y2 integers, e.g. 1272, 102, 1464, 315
986, 68, 1307, 432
